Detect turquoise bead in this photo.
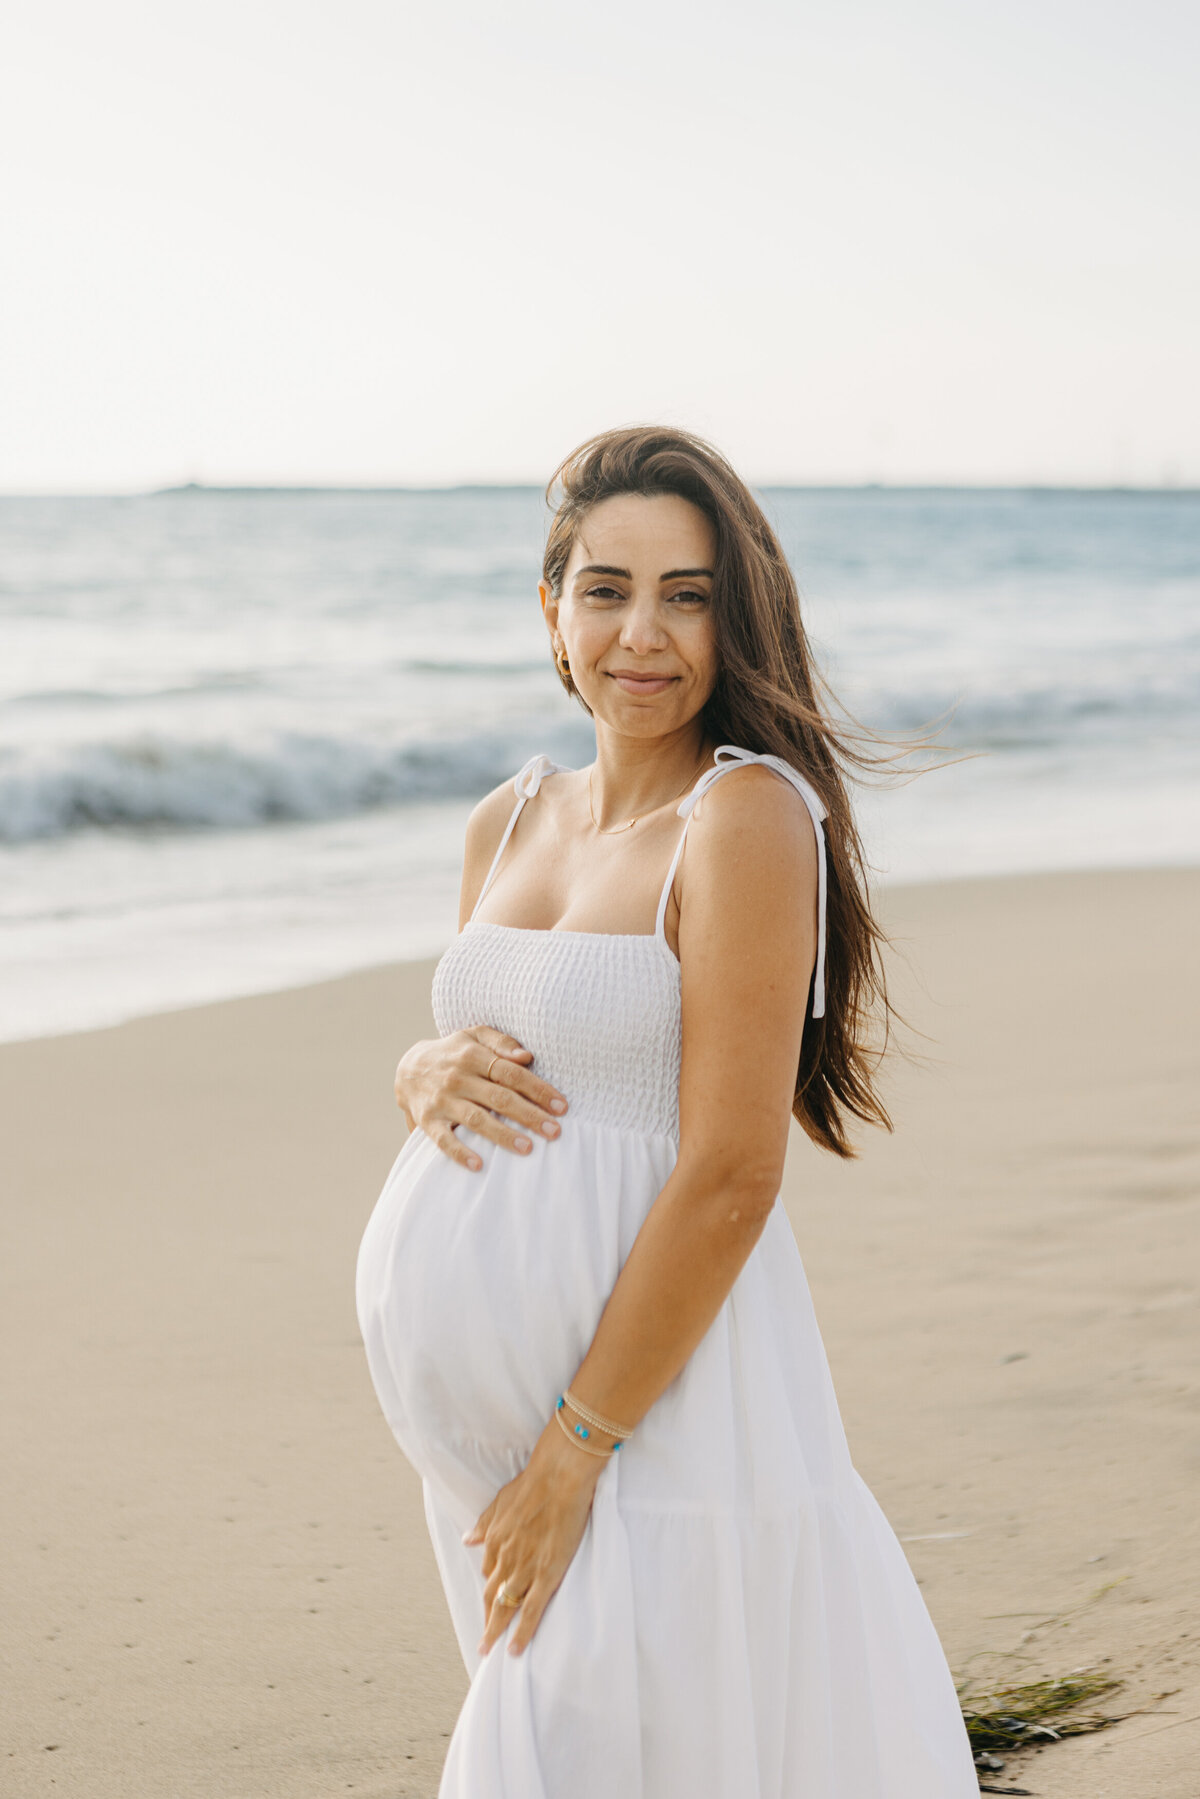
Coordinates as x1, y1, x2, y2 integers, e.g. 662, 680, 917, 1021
575, 1423, 589, 1438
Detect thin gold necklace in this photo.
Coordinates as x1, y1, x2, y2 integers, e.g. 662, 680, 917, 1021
586, 758, 708, 836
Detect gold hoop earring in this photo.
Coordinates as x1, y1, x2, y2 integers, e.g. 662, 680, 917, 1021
555, 648, 571, 679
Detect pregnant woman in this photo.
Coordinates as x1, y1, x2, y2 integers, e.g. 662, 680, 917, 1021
356, 425, 978, 1798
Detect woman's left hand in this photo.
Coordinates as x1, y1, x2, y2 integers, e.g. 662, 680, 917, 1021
464, 1416, 607, 1658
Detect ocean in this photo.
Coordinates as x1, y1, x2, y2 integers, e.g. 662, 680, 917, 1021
2, 486, 1197, 1044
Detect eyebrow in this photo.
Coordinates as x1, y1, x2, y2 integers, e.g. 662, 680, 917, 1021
574, 564, 714, 581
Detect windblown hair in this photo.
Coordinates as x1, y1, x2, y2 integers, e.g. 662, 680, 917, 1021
543, 424, 959, 1159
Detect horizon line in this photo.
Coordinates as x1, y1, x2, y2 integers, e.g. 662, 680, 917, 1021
1, 478, 1198, 501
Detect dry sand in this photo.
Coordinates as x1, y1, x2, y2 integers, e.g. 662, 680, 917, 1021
2, 865, 1197, 1799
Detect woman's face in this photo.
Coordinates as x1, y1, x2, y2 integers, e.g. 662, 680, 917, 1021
540, 492, 721, 740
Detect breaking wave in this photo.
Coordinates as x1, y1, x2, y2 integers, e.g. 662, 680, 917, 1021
0, 720, 595, 843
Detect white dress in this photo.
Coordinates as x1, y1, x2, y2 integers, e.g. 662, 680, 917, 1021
355, 745, 978, 1799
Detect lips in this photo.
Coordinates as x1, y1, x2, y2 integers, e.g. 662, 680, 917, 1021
607, 671, 678, 695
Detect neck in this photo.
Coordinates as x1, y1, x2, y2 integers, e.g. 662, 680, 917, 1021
589, 721, 715, 823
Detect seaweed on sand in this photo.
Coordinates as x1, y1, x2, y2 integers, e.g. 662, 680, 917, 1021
956, 1668, 1126, 1793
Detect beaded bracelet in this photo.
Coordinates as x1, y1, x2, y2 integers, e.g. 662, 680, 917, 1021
555, 1391, 630, 1452
562, 1387, 634, 1441
553, 1403, 614, 1457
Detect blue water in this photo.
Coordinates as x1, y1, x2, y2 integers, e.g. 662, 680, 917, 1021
2, 486, 1197, 1041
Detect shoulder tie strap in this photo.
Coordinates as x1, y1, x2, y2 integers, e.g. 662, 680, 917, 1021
469, 753, 568, 923
655, 744, 828, 1016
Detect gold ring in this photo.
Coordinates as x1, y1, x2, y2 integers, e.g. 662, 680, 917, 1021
486, 1054, 501, 1083
496, 1579, 523, 1608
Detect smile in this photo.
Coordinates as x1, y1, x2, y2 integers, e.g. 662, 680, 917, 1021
607, 672, 679, 695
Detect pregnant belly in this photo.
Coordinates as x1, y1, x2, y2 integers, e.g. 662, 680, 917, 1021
355, 1115, 676, 1509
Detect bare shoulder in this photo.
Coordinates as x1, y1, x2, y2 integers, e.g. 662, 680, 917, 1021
458, 776, 520, 926
675, 761, 819, 1153
465, 775, 521, 859
673, 763, 819, 965
459, 763, 575, 926
688, 762, 819, 881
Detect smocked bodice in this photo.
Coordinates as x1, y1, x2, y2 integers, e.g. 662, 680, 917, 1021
432, 920, 684, 1139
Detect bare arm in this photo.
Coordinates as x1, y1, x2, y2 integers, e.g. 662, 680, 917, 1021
563, 764, 817, 1419
470, 765, 819, 1653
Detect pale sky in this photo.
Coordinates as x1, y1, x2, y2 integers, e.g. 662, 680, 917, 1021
1, 0, 1196, 491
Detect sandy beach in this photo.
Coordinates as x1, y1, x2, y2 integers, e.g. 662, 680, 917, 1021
3, 864, 1197, 1799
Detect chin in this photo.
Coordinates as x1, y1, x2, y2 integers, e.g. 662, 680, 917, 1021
607, 707, 701, 737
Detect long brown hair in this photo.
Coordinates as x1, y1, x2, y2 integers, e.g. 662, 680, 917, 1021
543, 423, 961, 1159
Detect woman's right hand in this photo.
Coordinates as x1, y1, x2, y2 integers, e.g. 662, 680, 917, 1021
395, 1026, 568, 1172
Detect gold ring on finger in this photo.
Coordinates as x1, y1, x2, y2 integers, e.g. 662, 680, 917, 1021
496, 1579, 524, 1608
486, 1054, 502, 1083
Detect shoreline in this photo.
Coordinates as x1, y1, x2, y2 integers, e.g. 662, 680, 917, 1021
3, 862, 1198, 1796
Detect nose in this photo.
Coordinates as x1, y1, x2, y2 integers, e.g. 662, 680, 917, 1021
618, 595, 670, 654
